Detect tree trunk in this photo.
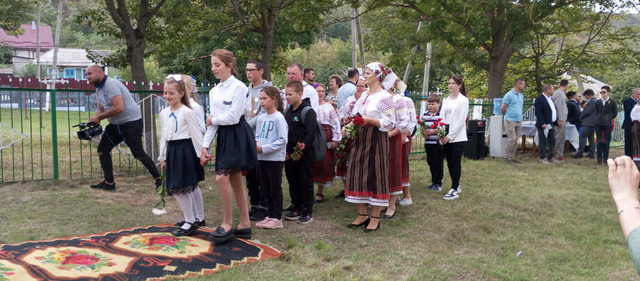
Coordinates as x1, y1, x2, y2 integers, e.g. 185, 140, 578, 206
260, 7, 277, 81
486, 41, 514, 115
127, 37, 158, 161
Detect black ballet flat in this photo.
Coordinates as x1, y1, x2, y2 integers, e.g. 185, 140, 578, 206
172, 222, 199, 236
233, 227, 252, 239
208, 226, 235, 243
347, 214, 370, 228
364, 216, 380, 232
175, 219, 206, 227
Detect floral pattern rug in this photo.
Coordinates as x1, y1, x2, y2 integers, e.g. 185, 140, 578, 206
0, 224, 283, 280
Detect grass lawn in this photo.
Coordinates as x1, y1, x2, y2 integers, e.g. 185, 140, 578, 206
1, 148, 638, 280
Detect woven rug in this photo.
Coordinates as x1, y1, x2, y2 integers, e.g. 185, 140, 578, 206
0, 224, 283, 280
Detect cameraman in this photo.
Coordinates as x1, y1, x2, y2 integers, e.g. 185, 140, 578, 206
85, 65, 161, 191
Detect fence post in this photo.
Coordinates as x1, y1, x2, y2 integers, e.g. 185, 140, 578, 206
50, 87, 59, 180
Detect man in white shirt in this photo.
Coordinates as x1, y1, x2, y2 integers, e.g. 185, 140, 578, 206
287, 63, 319, 110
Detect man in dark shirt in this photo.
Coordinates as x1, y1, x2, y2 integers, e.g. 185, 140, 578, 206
595, 86, 618, 164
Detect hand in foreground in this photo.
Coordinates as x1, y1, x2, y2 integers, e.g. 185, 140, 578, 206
608, 156, 640, 202
201, 148, 211, 166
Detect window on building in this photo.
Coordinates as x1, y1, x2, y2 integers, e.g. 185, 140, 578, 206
64, 68, 75, 79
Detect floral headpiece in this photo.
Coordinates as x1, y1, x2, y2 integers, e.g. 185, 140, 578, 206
365, 62, 398, 90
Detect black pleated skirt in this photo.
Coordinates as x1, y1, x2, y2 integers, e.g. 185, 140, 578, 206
215, 116, 258, 171
166, 139, 205, 195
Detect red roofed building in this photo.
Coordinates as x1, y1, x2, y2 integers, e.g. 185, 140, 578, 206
0, 22, 53, 70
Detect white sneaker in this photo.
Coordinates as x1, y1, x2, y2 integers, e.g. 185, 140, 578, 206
539, 158, 550, 164
457, 186, 462, 194
263, 218, 284, 229
443, 189, 459, 200
398, 198, 413, 206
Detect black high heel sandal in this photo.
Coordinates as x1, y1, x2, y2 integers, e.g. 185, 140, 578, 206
364, 216, 380, 232
347, 214, 370, 228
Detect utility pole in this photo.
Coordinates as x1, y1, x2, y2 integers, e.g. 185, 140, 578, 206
355, 11, 365, 71
422, 42, 432, 96
403, 22, 422, 82
350, 9, 357, 68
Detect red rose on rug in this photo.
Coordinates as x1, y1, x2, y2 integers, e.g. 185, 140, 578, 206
62, 254, 99, 265
147, 236, 178, 246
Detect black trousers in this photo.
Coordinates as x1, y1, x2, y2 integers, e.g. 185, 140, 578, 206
284, 153, 314, 213
625, 128, 633, 157
424, 143, 444, 185
443, 141, 465, 191
596, 125, 612, 161
537, 127, 556, 160
259, 161, 284, 219
245, 167, 263, 207
97, 119, 160, 183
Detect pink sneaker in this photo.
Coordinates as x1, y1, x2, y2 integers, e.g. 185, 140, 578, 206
256, 218, 272, 228
262, 218, 283, 229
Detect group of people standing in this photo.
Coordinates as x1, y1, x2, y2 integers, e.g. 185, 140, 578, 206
85, 48, 471, 240
501, 78, 622, 165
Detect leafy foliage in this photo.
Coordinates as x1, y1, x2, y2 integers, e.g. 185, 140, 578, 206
0, 0, 34, 36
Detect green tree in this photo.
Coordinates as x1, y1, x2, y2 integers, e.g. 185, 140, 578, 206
362, 0, 636, 101
0, 0, 34, 35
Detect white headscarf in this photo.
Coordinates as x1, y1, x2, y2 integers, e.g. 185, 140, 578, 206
365, 62, 398, 91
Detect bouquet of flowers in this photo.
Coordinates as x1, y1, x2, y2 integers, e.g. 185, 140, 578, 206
430, 119, 447, 143
152, 170, 168, 215
353, 115, 365, 126
336, 122, 359, 166
291, 142, 305, 161
416, 115, 428, 132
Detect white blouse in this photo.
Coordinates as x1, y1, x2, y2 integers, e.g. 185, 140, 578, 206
203, 76, 249, 148
189, 98, 206, 134
441, 94, 469, 143
402, 96, 417, 134
392, 94, 409, 131
350, 90, 396, 132
158, 105, 204, 162
338, 95, 357, 119
316, 103, 342, 142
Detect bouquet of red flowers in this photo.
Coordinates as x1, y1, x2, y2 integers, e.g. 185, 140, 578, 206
291, 142, 305, 161
430, 119, 447, 143
353, 115, 365, 126
336, 122, 359, 166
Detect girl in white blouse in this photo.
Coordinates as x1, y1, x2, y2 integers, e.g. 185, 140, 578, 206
201, 49, 258, 243
441, 75, 469, 201
158, 75, 205, 236
312, 84, 341, 202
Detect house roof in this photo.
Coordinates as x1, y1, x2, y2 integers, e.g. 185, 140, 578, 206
35, 48, 111, 67
0, 24, 53, 51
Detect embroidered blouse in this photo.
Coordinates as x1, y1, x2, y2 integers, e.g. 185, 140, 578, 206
338, 95, 357, 119
392, 94, 409, 131
403, 96, 417, 134
316, 103, 342, 142
350, 90, 396, 132
158, 105, 204, 162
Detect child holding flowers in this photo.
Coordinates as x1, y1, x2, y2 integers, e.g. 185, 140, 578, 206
420, 94, 445, 192
283, 81, 317, 224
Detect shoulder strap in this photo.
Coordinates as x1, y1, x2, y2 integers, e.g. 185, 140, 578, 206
300, 106, 311, 124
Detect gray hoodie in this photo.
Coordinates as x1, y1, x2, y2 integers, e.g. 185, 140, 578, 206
247, 80, 273, 130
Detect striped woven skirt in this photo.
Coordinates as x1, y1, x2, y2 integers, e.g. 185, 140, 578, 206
313, 124, 335, 185
401, 137, 411, 186
345, 125, 390, 206
388, 134, 403, 195
633, 122, 640, 161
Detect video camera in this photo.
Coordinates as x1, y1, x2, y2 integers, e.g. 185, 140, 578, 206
73, 122, 103, 140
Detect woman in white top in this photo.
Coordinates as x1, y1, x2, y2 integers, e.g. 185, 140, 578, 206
158, 75, 205, 236
201, 49, 258, 243
311, 83, 341, 202
441, 75, 469, 200
345, 62, 396, 232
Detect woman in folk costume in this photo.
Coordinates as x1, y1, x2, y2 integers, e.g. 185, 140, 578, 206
345, 62, 397, 232
311, 83, 341, 202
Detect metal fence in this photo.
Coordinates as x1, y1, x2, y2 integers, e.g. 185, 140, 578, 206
0, 86, 625, 184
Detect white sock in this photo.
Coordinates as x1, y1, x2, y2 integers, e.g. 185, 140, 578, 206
174, 192, 196, 229
191, 186, 205, 221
